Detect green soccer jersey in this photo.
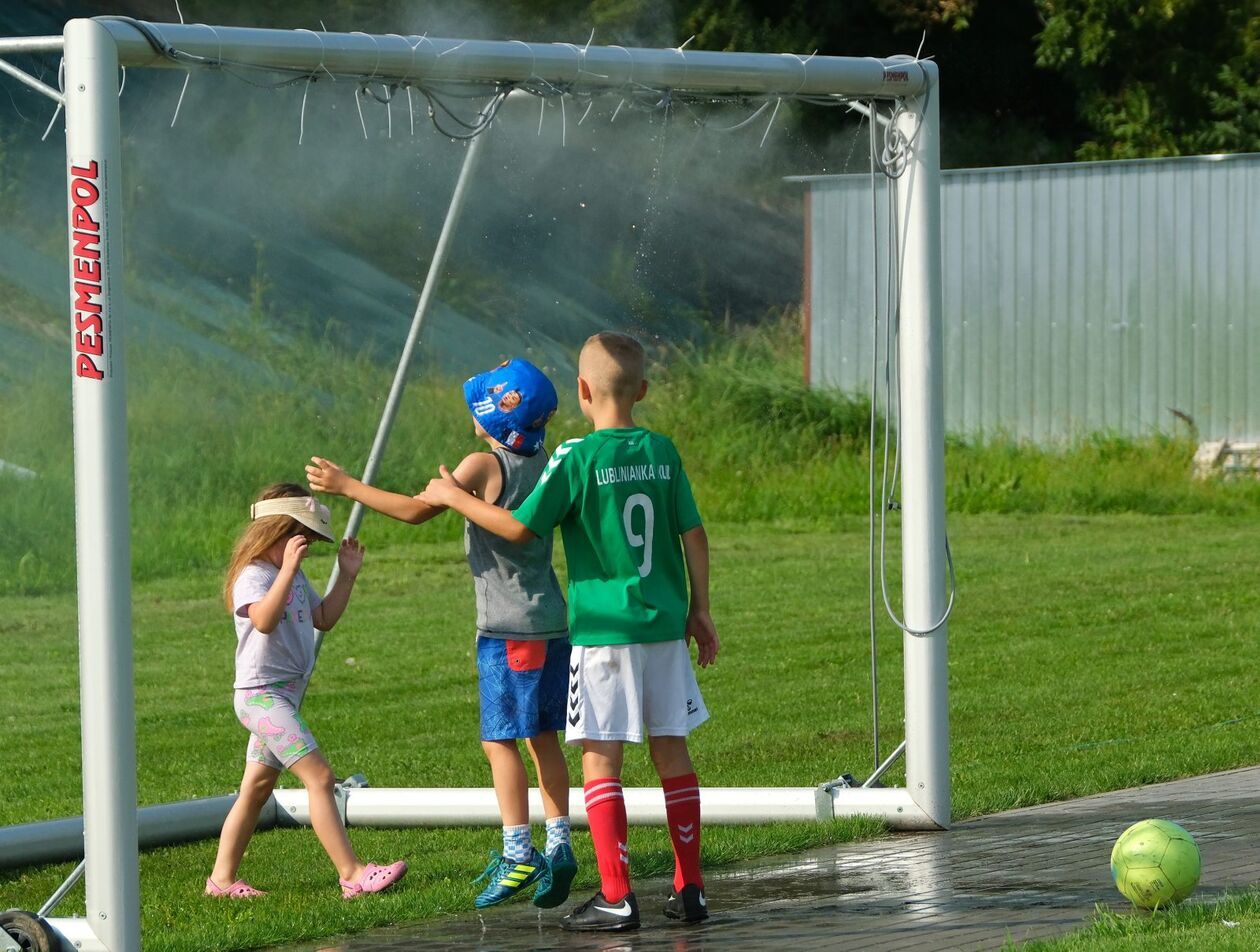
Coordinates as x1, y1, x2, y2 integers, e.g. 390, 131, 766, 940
513, 427, 702, 646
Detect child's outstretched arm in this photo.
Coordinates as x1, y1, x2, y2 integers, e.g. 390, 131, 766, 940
420, 465, 537, 544
681, 525, 719, 667
312, 538, 364, 631
307, 456, 444, 525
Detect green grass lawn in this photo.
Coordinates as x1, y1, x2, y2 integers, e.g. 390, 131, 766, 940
3, 512, 1258, 950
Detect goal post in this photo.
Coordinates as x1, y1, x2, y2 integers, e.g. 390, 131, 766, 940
63, 18, 140, 952
893, 71, 950, 828
6, 16, 946, 950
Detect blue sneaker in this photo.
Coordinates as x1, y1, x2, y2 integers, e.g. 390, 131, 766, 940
473, 849, 546, 908
532, 842, 578, 908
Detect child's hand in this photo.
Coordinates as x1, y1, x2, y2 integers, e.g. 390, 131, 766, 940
337, 537, 365, 578
306, 456, 351, 496
281, 534, 309, 572
419, 465, 462, 507
686, 609, 719, 668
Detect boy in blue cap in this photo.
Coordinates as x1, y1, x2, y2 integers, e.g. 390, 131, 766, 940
307, 358, 577, 910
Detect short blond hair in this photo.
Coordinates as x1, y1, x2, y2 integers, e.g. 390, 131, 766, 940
580, 332, 645, 401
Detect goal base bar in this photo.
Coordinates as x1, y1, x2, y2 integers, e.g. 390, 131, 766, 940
271, 785, 942, 831
0, 784, 943, 870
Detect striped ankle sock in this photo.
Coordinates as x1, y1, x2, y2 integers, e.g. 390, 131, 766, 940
502, 823, 534, 862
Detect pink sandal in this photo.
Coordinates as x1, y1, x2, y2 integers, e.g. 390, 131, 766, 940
205, 877, 267, 899
340, 860, 408, 899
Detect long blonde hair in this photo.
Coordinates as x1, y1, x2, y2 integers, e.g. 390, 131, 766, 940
223, 482, 308, 611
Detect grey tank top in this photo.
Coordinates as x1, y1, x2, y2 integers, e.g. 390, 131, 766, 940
465, 447, 568, 639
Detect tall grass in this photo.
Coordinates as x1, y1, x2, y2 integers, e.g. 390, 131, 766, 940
4, 313, 1260, 597
0, 328, 478, 596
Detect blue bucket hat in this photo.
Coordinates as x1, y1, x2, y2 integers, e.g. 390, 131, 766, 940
462, 358, 558, 456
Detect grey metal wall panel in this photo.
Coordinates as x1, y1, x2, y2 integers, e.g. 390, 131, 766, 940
801, 153, 1260, 441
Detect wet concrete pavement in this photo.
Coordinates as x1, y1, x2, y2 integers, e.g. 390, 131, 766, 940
282, 766, 1260, 951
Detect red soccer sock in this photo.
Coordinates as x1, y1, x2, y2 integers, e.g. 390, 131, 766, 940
662, 772, 703, 891
584, 777, 631, 902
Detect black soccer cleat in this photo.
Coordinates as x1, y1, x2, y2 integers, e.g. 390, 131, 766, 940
664, 883, 709, 923
559, 889, 641, 932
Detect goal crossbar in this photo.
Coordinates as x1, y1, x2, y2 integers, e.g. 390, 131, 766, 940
92, 18, 928, 98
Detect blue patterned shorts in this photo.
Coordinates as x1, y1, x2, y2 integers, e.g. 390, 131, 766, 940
476, 635, 570, 741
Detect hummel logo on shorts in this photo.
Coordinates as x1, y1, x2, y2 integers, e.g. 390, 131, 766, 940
686, 698, 699, 715
568, 670, 581, 727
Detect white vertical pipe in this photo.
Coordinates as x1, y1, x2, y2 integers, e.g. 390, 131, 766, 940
895, 62, 950, 829
62, 17, 140, 952
314, 119, 490, 655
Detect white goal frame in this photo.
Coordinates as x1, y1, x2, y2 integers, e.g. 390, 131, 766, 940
0, 18, 945, 952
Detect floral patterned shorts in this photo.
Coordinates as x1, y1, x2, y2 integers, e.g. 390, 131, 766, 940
233, 679, 318, 770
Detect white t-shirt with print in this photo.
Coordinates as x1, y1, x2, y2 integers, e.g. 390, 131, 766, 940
232, 561, 322, 689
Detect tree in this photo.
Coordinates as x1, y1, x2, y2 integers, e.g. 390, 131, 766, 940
1036, 0, 1260, 158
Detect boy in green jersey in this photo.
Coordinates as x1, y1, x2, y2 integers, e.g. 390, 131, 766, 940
421, 332, 719, 932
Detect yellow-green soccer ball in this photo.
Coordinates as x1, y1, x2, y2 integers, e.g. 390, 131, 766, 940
1110, 818, 1201, 909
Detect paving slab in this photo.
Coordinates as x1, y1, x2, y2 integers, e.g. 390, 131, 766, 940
279, 766, 1260, 951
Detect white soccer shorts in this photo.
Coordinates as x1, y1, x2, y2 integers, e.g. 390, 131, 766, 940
565, 640, 709, 743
